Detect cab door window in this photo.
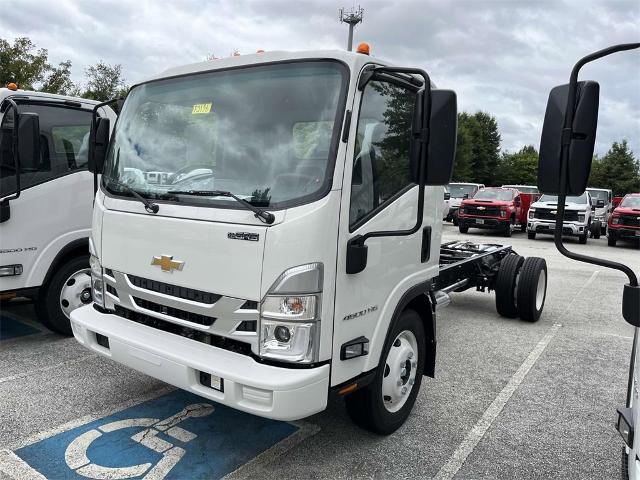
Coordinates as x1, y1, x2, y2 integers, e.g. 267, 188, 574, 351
0, 103, 93, 197
349, 79, 416, 228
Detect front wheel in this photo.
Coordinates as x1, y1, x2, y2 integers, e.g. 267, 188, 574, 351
527, 231, 536, 240
517, 257, 547, 322
459, 225, 469, 234
608, 233, 618, 247
36, 255, 91, 336
578, 233, 588, 244
345, 309, 426, 435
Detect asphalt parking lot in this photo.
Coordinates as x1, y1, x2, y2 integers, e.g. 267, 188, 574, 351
1, 223, 639, 480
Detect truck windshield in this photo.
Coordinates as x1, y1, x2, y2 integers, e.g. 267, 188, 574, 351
587, 189, 608, 201
621, 196, 640, 208
473, 189, 513, 201
540, 193, 588, 204
102, 61, 347, 209
503, 185, 538, 194
449, 184, 477, 198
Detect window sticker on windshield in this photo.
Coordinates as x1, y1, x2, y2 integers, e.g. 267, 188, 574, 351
192, 102, 212, 115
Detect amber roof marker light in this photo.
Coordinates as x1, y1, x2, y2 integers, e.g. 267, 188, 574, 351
356, 42, 370, 55
6, 82, 18, 91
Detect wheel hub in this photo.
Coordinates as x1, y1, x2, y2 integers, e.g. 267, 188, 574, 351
59, 268, 92, 320
381, 330, 418, 413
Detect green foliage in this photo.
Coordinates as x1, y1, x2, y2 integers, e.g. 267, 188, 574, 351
588, 140, 640, 196
41, 60, 80, 96
82, 61, 126, 101
497, 145, 539, 185
0, 37, 50, 89
452, 111, 501, 185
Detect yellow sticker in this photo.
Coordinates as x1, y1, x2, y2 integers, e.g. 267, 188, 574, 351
192, 103, 212, 115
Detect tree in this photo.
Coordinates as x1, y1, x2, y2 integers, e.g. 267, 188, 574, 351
497, 145, 539, 185
452, 111, 501, 185
41, 60, 79, 95
588, 140, 640, 196
82, 61, 127, 101
452, 112, 474, 181
0, 37, 49, 89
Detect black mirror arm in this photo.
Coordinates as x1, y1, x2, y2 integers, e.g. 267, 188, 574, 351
0, 99, 21, 203
90, 97, 124, 195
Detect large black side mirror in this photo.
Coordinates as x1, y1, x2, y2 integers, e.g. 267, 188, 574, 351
444, 191, 451, 201
463, 193, 469, 199
17, 113, 40, 171
538, 81, 599, 195
515, 197, 521, 207
596, 199, 605, 208
88, 117, 110, 174
424, 90, 457, 185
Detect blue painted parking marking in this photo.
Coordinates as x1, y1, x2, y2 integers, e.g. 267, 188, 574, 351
0, 314, 41, 340
15, 390, 299, 479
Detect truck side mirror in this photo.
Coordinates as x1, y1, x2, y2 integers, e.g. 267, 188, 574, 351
88, 117, 110, 174
538, 81, 599, 195
463, 193, 469, 199
444, 191, 451, 201
596, 199, 605, 208
17, 113, 40, 171
591, 204, 596, 211
424, 90, 457, 185
515, 197, 521, 207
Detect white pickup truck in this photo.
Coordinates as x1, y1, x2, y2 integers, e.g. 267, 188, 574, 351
63, 49, 547, 434
0, 87, 116, 334
527, 191, 597, 244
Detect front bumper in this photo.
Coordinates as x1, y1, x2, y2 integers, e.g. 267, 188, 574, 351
528, 220, 587, 236
70, 305, 329, 421
609, 226, 640, 239
459, 216, 509, 229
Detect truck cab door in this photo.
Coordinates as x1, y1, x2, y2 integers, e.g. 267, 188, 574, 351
332, 74, 441, 386
0, 103, 95, 292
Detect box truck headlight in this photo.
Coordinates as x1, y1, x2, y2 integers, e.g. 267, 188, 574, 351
259, 263, 323, 363
89, 254, 105, 308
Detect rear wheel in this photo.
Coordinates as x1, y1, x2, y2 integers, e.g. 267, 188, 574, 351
36, 255, 91, 336
601, 224, 607, 236
527, 231, 536, 240
591, 221, 601, 239
459, 225, 469, 234
345, 309, 426, 435
495, 254, 524, 318
516, 257, 547, 322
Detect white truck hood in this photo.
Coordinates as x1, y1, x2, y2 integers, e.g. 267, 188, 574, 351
531, 201, 588, 212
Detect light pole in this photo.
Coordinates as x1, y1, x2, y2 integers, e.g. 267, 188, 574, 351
339, 6, 364, 51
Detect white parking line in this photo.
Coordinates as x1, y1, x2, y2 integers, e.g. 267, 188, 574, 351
434, 270, 600, 479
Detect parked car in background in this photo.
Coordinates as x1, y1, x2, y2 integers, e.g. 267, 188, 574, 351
587, 187, 613, 235
446, 182, 484, 225
458, 187, 523, 237
502, 184, 540, 194
442, 186, 451, 220
502, 184, 541, 232
527, 192, 597, 244
607, 193, 640, 247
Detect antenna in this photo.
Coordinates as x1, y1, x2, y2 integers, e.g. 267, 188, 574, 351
339, 5, 364, 51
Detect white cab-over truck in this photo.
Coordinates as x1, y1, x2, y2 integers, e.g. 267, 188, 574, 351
0, 87, 116, 334
65, 50, 548, 433
586, 187, 613, 235
445, 182, 484, 225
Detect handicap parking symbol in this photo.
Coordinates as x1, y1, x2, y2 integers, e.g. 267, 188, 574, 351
15, 390, 299, 479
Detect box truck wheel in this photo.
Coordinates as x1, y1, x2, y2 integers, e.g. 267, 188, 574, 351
590, 221, 601, 239
516, 257, 547, 322
495, 254, 524, 318
345, 309, 425, 435
527, 231, 536, 240
36, 255, 91, 336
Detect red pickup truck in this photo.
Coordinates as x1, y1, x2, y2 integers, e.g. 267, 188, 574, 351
458, 187, 525, 237
607, 193, 640, 247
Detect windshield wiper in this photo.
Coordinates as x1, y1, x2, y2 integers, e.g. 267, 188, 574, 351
107, 180, 159, 214
166, 189, 275, 224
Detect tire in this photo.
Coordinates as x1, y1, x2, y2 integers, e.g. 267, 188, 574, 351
591, 221, 601, 239
520, 223, 527, 232
36, 255, 91, 336
453, 217, 459, 226
495, 254, 524, 318
608, 233, 618, 247
516, 257, 548, 322
527, 231, 536, 240
459, 225, 469, 234
345, 309, 426, 435
601, 225, 607, 236
578, 233, 588, 244
621, 446, 630, 480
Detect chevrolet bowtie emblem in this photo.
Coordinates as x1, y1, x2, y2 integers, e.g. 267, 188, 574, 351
151, 255, 184, 273
477, 206, 485, 210
551, 210, 557, 214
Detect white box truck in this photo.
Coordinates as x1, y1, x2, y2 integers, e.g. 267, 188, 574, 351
63, 49, 547, 433
0, 86, 116, 334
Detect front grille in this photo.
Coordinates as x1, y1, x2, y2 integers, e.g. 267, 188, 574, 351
620, 215, 640, 227
534, 209, 579, 222
106, 284, 118, 298
464, 205, 501, 216
128, 274, 221, 304
132, 296, 216, 326
235, 320, 257, 332
113, 305, 252, 356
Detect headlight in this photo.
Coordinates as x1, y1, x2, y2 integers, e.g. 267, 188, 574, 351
259, 263, 323, 363
89, 254, 104, 307
528, 209, 535, 219
500, 208, 507, 218
612, 217, 620, 224
578, 213, 585, 223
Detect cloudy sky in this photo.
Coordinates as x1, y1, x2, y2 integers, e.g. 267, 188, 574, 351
2, 0, 639, 156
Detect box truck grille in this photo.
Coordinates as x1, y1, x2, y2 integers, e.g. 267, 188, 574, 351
132, 297, 216, 326
534, 209, 579, 222
464, 205, 501, 216
113, 305, 252, 356
620, 215, 640, 227
127, 274, 222, 304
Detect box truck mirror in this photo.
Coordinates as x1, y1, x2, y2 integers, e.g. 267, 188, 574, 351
424, 89, 457, 186
17, 113, 41, 172
88, 117, 110, 175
